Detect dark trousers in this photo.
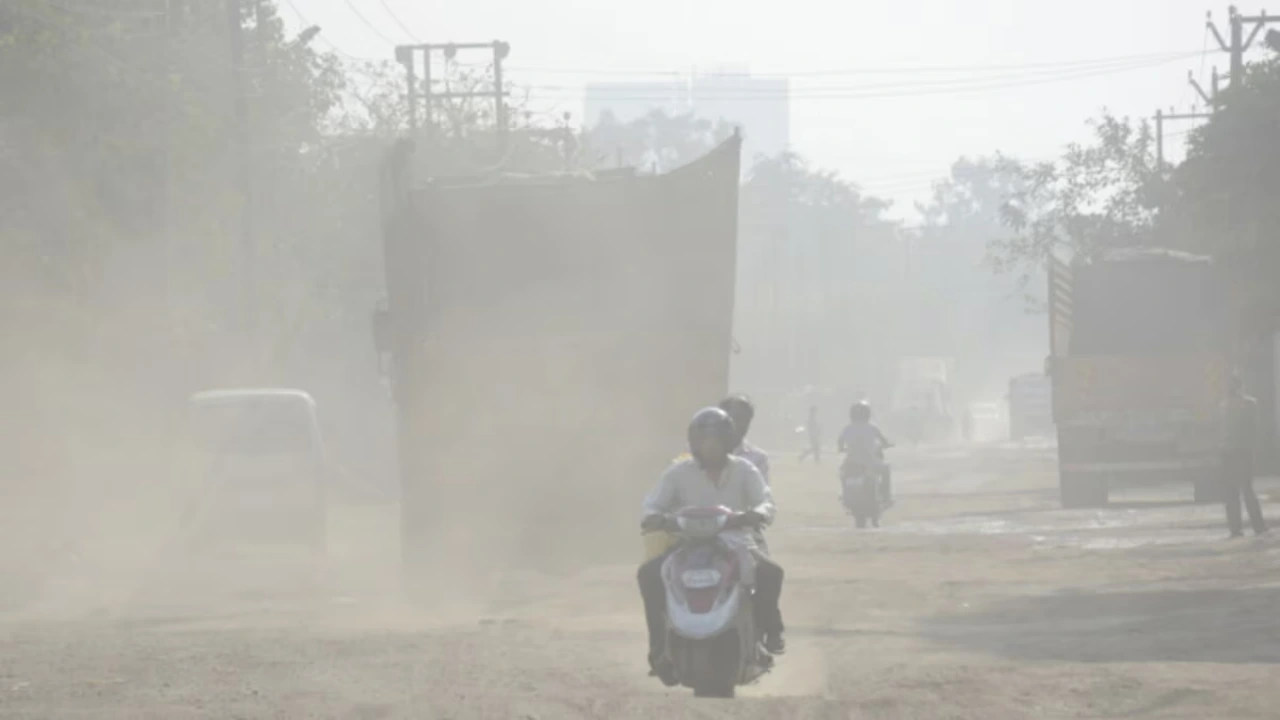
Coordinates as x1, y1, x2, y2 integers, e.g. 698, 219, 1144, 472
799, 439, 822, 463
638, 549, 784, 659
1223, 453, 1267, 536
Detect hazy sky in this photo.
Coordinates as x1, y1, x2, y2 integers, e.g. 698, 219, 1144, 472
285, 0, 1263, 218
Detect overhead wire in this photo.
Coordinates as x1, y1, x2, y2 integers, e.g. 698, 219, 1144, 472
374, 0, 423, 43
337, 0, 401, 47
560, 55, 1170, 95
281, 0, 380, 62
508, 49, 1215, 79
519, 52, 1205, 103
45, 0, 166, 19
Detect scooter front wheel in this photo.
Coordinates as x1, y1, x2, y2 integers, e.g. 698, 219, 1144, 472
693, 678, 735, 698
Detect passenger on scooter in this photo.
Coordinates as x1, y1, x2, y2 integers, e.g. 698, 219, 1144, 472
838, 400, 894, 504
719, 395, 770, 485
721, 394, 772, 554
638, 407, 786, 686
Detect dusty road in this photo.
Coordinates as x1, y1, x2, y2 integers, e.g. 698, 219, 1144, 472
4, 443, 1280, 719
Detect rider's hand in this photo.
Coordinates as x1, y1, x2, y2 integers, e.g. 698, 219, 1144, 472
730, 510, 767, 528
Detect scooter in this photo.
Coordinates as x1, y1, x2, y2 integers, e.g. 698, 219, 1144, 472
841, 455, 891, 529
658, 506, 773, 698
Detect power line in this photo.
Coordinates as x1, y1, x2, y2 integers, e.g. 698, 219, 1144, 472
536, 53, 1198, 97
281, 0, 374, 61
338, 0, 400, 46
508, 49, 1212, 78
46, 1, 166, 19
522, 53, 1201, 102
375, 0, 422, 42
534, 53, 1197, 94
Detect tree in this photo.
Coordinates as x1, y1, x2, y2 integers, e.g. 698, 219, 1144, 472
991, 113, 1162, 281
734, 151, 899, 395
913, 156, 1048, 396
1164, 56, 1280, 321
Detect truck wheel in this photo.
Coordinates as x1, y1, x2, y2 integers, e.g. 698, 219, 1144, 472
1060, 472, 1108, 508
1193, 477, 1222, 504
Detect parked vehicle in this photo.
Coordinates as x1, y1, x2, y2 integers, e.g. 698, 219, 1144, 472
1007, 374, 1053, 441
1047, 249, 1229, 507
181, 388, 329, 553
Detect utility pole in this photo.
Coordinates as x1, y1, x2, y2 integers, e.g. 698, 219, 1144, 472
1153, 48, 1227, 171
492, 41, 509, 154
394, 41, 512, 159
395, 46, 419, 134
160, 0, 176, 332
227, 0, 254, 345
1207, 7, 1278, 99
1188, 66, 1221, 108
1154, 108, 1214, 170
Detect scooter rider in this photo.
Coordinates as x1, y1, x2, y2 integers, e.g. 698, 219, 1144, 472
720, 395, 770, 485
637, 407, 786, 686
838, 400, 894, 504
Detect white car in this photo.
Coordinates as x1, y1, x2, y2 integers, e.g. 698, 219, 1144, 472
180, 388, 329, 553
964, 402, 1006, 441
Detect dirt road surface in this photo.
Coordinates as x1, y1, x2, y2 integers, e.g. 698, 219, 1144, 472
4, 443, 1280, 719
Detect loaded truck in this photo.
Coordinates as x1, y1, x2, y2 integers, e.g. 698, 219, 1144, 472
1048, 248, 1229, 508
1008, 373, 1053, 441
374, 136, 743, 574
891, 356, 954, 443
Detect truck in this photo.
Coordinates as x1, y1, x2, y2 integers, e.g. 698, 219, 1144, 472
374, 136, 743, 576
1008, 373, 1053, 441
1048, 248, 1230, 508
891, 356, 954, 443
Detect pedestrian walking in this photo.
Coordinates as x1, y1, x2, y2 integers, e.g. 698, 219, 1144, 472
798, 406, 822, 464
1222, 374, 1268, 538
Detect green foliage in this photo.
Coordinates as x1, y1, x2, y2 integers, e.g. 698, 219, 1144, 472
1166, 58, 1280, 303
991, 113, 1161, 279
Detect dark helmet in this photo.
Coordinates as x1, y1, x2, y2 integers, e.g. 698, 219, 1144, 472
718, 395, 755, 438
688, 406, 736, 469
849, 400, 872, 423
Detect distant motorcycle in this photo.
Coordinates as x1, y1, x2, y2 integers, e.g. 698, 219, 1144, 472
657, 506, 774, 698
841, 462, 884, 528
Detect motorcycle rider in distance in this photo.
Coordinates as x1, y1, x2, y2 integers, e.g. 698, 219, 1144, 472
838, 400, 894, 505
719, 395, 770, 485
638, 407, 786, 686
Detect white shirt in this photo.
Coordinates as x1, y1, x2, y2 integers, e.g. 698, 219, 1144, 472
732, 440, 771, 484
642, 455, 775, 551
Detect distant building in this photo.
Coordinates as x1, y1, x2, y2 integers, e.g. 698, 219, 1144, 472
583, 66, 790, 171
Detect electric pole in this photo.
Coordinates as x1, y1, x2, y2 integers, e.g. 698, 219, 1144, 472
492, 41, 510, 154
161, 0, 175, 331
1208, 6, 1279, 99
1155, 108, 1214, 170
227, 0, 254, 345
394, 41, 512, 159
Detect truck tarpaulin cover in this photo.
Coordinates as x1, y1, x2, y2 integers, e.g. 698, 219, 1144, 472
385, 137, 741, 572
